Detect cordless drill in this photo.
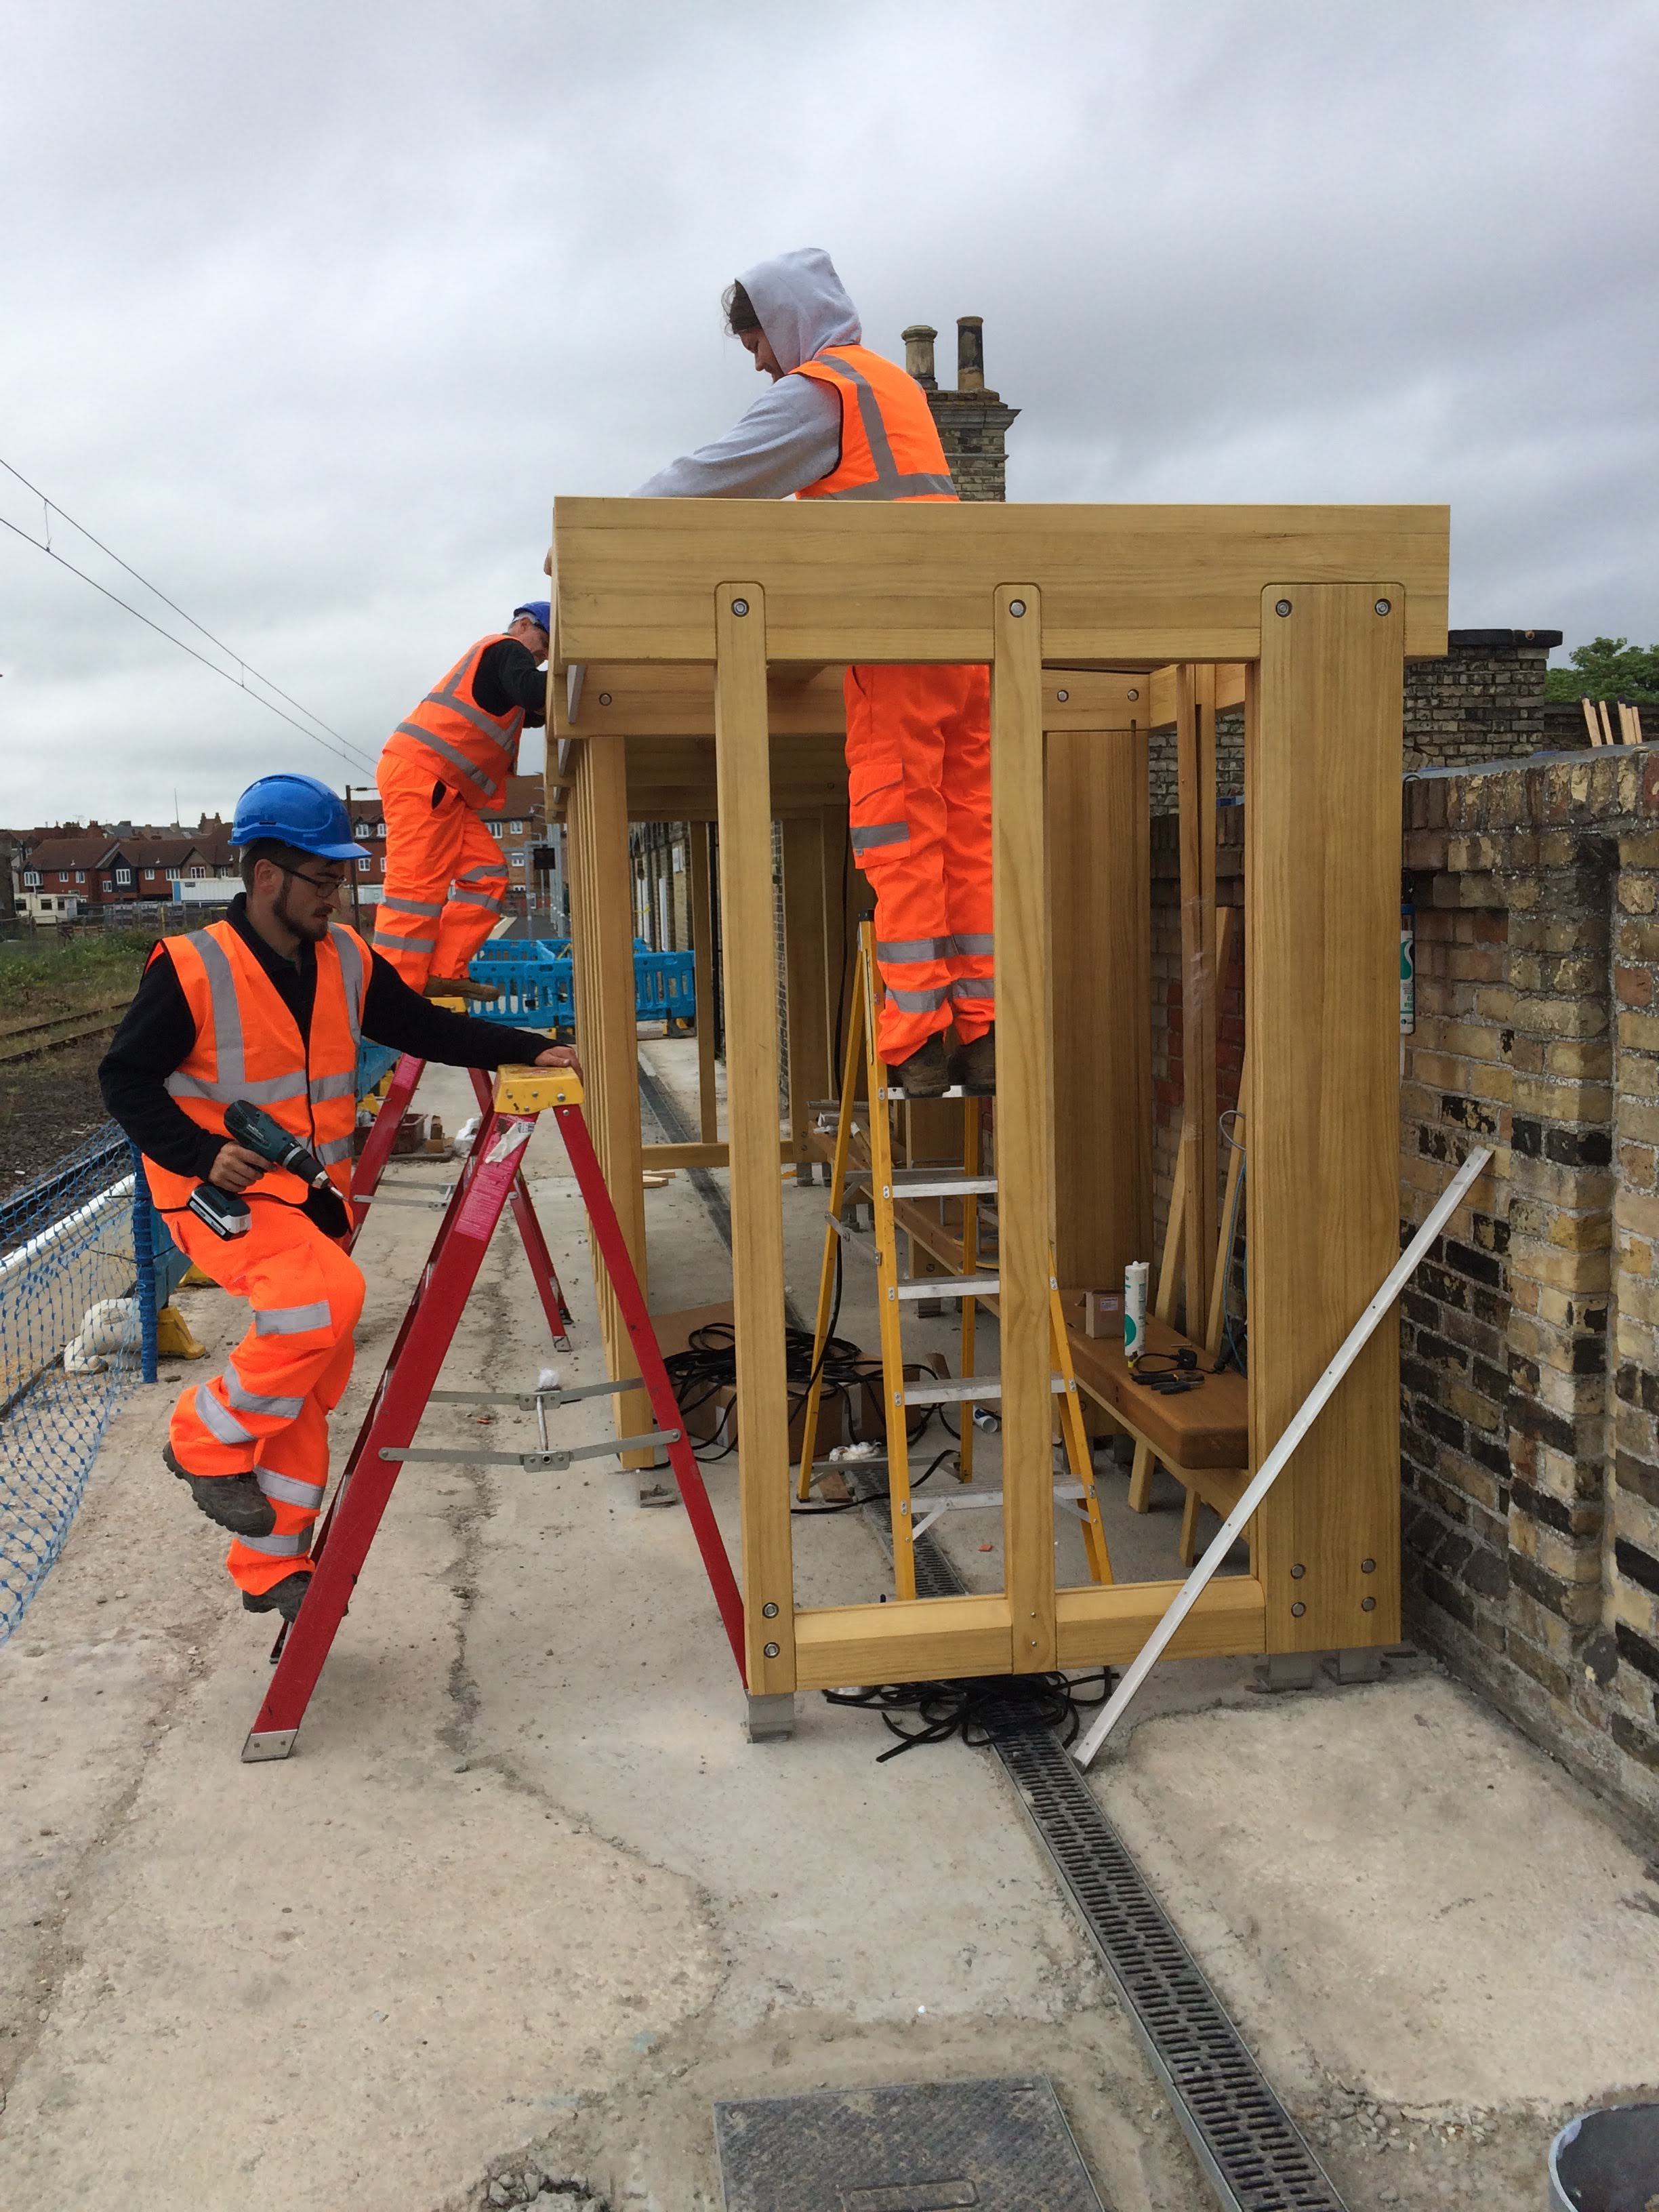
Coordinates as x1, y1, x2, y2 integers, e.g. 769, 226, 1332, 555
186, 1101, 334, 1238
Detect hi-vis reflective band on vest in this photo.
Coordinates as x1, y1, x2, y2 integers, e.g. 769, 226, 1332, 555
140, 920, 369, 1218
790, 346, 959, 503
381, 634, 524, 808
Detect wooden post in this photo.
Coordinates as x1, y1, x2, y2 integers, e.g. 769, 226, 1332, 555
992, 586, 1056, 1672
566, 739, 651, 1460
781, 815, 832, 1173
1176, 663, 1218, 1338
714, 585, 795, 1695
1248, 585, 1404, 1653
1048, 724, 1152, 1294
689, 823, 718, 1143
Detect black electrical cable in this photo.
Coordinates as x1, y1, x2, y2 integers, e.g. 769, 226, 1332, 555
824, 1668, 1112, 1761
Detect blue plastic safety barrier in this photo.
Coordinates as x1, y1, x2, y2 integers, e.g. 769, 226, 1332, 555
464, 937, 695, 1034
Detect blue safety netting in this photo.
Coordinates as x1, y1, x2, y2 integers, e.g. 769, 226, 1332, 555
0, 1122, 144, 1643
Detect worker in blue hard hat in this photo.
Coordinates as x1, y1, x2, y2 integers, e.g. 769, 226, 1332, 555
99, 772, 577, 1626
374, 600, 551, 996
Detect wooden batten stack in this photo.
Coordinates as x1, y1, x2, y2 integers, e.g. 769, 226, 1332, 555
548, 498, 1452, 1734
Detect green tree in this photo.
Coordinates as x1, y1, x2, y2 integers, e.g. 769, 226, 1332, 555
1544, 636, 1659, 702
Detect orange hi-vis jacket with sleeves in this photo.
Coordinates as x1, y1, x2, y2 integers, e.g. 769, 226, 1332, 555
380, 633, 524, 810
790, 346, 960, 504
139, 919, 369, 1221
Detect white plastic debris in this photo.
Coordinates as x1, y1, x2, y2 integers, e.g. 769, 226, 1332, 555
64, 1296, 139, 1374
828, 1440, 882, 1462
537, 1365, 562, 1393
451, 1113, 481, 1157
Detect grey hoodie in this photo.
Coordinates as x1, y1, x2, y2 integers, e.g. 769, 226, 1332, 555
632, 247, 859, 499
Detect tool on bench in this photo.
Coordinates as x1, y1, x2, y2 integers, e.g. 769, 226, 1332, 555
241, 1065, 745, 1764
184, 1100, 335, 1238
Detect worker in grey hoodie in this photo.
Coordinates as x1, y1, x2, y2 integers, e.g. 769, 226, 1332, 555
632, 248, 995, 1097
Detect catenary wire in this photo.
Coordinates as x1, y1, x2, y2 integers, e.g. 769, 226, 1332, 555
0, 476, 377, 776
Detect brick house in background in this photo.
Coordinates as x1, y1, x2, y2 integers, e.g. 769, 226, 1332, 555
337, 775, 546, 931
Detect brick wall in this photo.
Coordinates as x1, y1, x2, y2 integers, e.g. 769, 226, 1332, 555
1151, 746, 1659, 1826
1147, 632, 1570, 813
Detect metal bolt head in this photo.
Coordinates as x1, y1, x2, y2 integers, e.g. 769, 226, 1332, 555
1275, 599, 1293, 618
1290, 1601, 1307, 1618
1055, 687, 1069, 703
598, 691, 613, 706
1361, 1557, 1376, 1574
763, 1641, 780, 1658
1361, 1597, 1376, 1614
1008, 598, 1027, 617
1374, 598, 1391, 617
1290, 1563, 1305, 1580
761, 1601, 779, 1619
1127, 688, 1139, 701
731, 597, 750, 617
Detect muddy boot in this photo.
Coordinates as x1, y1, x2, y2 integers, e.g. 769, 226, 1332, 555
165, 1444, 276, 1538
947, 1027, 996, 1097
889, 1033, 949, 1099
241, 1571, 313, 1623
423, 977, 500, 1003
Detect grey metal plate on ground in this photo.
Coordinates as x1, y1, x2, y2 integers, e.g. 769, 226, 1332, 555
713, 2074, 1107, 2212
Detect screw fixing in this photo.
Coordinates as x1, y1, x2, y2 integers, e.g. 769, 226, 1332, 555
1055, 688, 1069, 702
763, 1641, 779, 1658
1127, 688, 1139, 700
1290, 1563, 1306, 1580
1008, 598, 1026, 617
761, 1601, 778, 1618
731, 597, 750, 617
1361, 1557, 1376, 1573
1290, 1601, 1307, 1618
1361, 1597, 1376, 1613
598, 692, 613, 705
1274, 600, 1293, 618
1374, 598, 1391, 616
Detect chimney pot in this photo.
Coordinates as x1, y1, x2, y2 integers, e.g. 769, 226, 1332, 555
956, 315, 985, 393
901, 324, 938, 390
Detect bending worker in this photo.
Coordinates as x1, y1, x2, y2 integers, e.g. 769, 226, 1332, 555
373, 598, 551, 996
99, 773, 578, 1626
632, 248, 994, 1098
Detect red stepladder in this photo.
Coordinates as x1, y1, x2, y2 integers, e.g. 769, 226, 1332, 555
242, 1065, 746, 1763
351, 1052, 573, 1347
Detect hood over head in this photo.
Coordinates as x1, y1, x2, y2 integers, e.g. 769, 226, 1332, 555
737, 247, 861, 375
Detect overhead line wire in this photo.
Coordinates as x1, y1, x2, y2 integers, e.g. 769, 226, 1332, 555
0, 458, 377, 776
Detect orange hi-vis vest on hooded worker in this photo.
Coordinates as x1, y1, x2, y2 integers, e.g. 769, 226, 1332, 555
140, 920, 369, 1221
380, 633, 524, 810
790, 346, 959, 504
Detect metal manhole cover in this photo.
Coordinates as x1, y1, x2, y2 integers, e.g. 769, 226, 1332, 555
713, 2075, 1107, 2212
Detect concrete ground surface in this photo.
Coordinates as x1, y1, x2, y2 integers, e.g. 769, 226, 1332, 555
1, 1048, 1655, 2211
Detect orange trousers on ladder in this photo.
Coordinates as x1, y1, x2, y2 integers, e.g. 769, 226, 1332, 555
165, 1202, 365, 1597
373, 752, 509, 990
844, 663, 994, 1065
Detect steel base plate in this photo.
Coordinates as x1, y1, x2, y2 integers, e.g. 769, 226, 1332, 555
713, 2076, 1105, 2212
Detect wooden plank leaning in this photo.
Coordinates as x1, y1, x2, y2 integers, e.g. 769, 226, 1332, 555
1073, 1144, 1493, 1769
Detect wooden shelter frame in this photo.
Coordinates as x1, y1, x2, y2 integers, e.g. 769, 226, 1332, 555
550, 497, 1449, 1728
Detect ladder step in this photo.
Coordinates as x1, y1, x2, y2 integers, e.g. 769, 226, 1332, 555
899, 1375, 1069, 1406
894, 1273, 998, 1300
885, 1174, 998, 1199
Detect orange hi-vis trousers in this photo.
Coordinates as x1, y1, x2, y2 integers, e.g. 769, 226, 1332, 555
165, 1200, 365, 1598
844, 663, 994, 1065
373, 750, 510, 990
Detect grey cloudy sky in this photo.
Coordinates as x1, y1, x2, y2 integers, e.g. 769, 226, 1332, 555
1, 0, 1654, 827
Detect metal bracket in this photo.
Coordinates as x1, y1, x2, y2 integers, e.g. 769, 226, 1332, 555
241, 1728, 298, 1764
1324, 1647, 1385, 1685
745, 1692, 796, 1744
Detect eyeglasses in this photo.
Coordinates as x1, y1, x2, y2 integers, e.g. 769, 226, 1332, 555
276, 863, 348, 897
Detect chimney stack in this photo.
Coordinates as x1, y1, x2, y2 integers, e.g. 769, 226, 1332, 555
902, 324, 938, 390
956, 315, 985, 393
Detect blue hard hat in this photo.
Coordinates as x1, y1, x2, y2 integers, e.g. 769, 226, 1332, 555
512, 600, 551, 634
229, 774, 369, 860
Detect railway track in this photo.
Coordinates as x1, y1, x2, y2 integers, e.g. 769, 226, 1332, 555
0, 994, 131, 1067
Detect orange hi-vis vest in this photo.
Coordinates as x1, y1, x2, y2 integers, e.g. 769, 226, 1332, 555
380, 634, 524, 810
790, 346, 959, 503
140, 920, 369, 1218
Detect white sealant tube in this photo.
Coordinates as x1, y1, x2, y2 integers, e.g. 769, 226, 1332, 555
1123, 1260, 1149, 1363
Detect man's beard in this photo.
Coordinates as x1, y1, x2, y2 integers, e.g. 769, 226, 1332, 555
276, 884, 333, 943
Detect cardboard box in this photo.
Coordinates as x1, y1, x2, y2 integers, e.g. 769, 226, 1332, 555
649, 1300, 848, 1460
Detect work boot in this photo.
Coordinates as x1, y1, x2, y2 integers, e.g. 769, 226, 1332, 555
241, 1571, 312, 1624
947, 1027, 996, 1097
165, 1443, 276, 1538
888, 1033, 949, 1099
423, 976, 500, 1003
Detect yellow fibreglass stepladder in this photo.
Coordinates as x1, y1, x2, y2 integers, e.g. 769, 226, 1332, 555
794, 922, 1111, 1601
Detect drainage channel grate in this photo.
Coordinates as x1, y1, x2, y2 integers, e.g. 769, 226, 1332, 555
907, 1531, 1347, 2212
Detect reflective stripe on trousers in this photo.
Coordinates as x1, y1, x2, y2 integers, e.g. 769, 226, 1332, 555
375, 750, 512, 991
